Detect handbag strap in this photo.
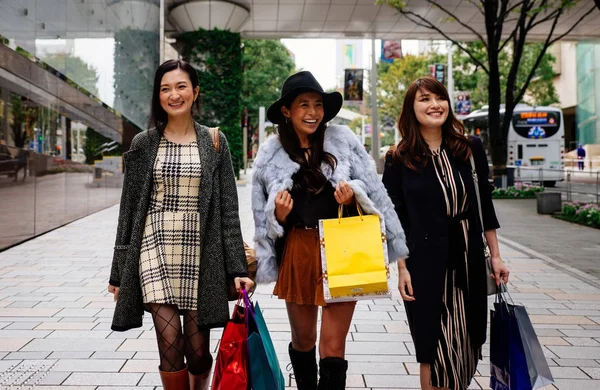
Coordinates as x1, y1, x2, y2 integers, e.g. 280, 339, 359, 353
469, 155, 486, 239
208, 127, 220, 152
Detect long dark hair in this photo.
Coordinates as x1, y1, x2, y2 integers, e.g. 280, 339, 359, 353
277, 99, 337, 194
150, 59, 200, 132
393, 77, 471, 170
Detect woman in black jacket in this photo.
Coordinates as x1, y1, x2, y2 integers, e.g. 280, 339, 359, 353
383, 77, 510, 390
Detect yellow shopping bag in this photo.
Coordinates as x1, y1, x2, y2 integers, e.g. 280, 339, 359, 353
319, 203, 391, 303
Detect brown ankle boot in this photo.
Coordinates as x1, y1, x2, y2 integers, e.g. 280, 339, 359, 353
189, 359, 213, 390
159, 365, 190, 390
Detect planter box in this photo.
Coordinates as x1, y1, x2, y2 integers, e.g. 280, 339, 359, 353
536, 192, 562, 214
492, 196, 537, 199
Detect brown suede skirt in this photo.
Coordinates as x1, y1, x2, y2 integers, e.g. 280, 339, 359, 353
273, 227, 326, 306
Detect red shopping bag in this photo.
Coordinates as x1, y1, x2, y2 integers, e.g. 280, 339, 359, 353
211, 295, 249, 390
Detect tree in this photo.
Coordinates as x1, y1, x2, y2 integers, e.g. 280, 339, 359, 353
453, 42, 559, 109
179, 29, 244, 175
379, 0, 596, 181
377, 53, 444, 122
43, 53, 99, 96
241, 39, 295, 136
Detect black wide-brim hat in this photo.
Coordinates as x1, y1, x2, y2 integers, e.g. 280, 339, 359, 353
267, 71, 343, 125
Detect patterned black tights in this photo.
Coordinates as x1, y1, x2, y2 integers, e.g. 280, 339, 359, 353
149, 304, 212, 374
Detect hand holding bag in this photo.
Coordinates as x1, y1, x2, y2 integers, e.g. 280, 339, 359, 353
211, 294, 250, 390
319, 202, 391, 303
490, 285, 554, 390
469, 154, 500, 295
243, 290, 286, 390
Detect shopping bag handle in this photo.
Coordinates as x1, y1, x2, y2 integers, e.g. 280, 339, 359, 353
337, 200, 364, 222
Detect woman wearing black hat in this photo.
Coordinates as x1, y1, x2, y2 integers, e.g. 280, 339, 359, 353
252, 71, 409, 389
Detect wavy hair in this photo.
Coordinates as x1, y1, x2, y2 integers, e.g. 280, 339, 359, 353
393, 77, 471, 170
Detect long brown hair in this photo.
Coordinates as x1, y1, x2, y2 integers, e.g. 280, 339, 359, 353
393, 77, 471, 170
277, 100, 337, 194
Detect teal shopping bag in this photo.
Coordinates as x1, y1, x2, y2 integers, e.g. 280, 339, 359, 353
243, 292, 285, 390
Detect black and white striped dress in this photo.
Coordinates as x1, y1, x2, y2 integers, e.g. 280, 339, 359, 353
138, 137, 202, 310
429, 149, 480, 390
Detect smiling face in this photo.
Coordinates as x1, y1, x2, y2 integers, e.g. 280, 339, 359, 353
413, 87, 449, 131
159, 68, 199, 120
281, 91, 324, 140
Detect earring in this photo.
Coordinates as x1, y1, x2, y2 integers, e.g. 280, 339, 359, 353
285, 117, 290, 124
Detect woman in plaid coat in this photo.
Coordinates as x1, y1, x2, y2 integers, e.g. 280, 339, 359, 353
107, 59, 254, 390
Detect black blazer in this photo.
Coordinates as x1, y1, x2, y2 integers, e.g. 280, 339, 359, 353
382, 135, 500, 362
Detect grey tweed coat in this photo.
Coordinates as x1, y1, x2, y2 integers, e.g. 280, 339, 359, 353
109, 122, 248, 331
252, 124, 409, 284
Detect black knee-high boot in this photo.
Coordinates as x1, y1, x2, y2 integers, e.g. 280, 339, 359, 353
288, 343, 318, 390
318, 357, 348, 390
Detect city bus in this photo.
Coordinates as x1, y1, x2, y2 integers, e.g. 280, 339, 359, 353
462, 104, 564, 187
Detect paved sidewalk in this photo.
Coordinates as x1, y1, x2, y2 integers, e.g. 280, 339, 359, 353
2, 173, 600, 389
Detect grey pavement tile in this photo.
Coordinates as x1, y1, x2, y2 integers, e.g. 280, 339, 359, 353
346, 362, 405, 374
561, 329, 600, 337
118, 340, 158, 353
345, 341, 410, 355
36, 301, 90, 308
4, 322, 40, 330
96, 388, 156, 390
45, 330, 111, 339
549, 366, 589, 379
54, 308, 101, 318
53, 359, 126, 372
107, 329, 144, 339
48, 352, 93, 359
0, 308, 60, 317
63, 372, 142, 386
0, 360, 20, 371
554, 359, 600, 367
351, 333, 413, 342
120, 359, 159, 373
132, 352, 159, 360
0, 317, 60, 323
4, 352, 51, 360
25, 371, 71, 386
552, 379, 600, 389
0, 338, 32, 352
20, 338, 123, 352
7, 301, 39, 308
564, 337, 600, 346
0, 330, 51, 338
364, 374, 421, 388
138, 372, 161, 386
92, 351, 136, 359
581, 367, 600, 379
35, 322, 96, 330
354, 324, 387, 333
548, 346, 600, 359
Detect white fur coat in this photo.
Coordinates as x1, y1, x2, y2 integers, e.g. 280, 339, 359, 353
251, 124, 409, 284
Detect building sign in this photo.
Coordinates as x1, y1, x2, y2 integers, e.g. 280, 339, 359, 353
344, 69, 364, 103
343, 44, 355, 69
381, 40, 402, 63
429, 64, 446, 84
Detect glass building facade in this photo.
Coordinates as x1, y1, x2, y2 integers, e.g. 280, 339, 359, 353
576, 43, 600, 145
0, 0, 160, 250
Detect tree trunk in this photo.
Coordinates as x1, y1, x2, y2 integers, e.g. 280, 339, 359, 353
485, 1, 507, 186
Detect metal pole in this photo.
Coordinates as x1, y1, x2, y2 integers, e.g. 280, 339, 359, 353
258, 107, 266, 147
567, 170, 572, 202
597, 171, 599, 204
370, 38, 379, 164
447, 41, 454, 109
242, 107, 248, 175
159, 0, 165, 64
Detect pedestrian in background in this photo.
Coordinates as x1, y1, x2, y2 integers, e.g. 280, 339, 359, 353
107, 59, 253, 390
382, 77, 510, 390
577, 143, 586, 170
252, 71, 408, 389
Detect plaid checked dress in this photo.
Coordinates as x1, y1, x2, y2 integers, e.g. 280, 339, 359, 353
139, 137, 202, 310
